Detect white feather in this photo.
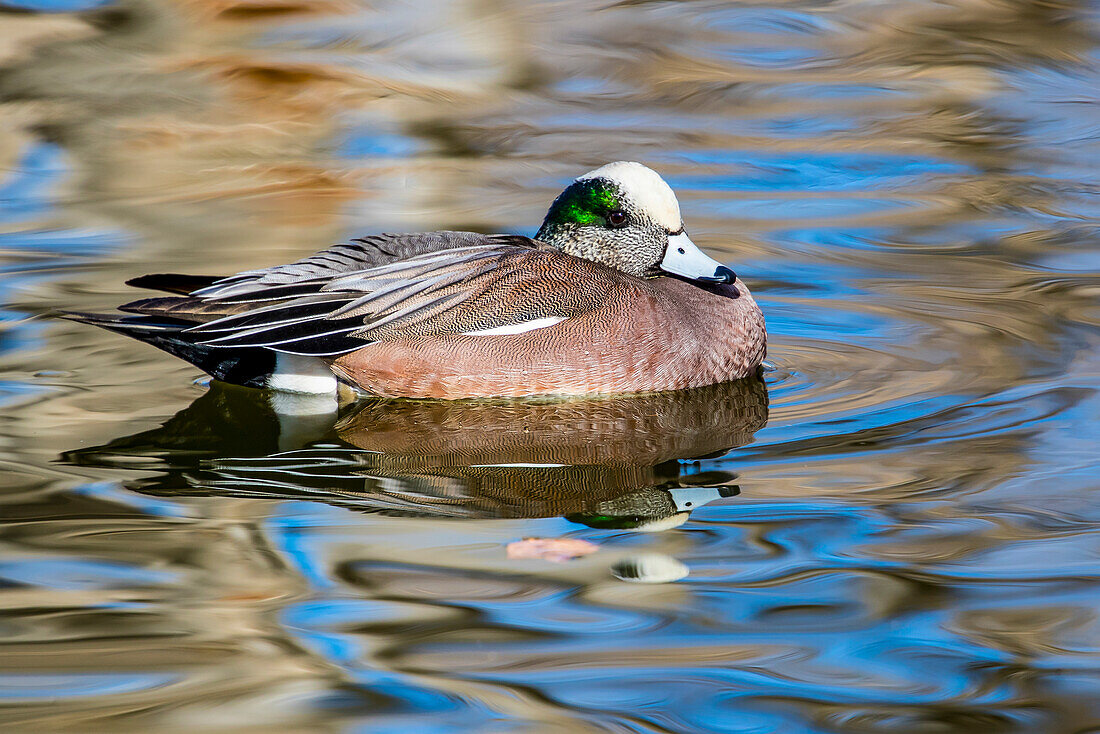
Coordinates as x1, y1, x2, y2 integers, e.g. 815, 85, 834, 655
462, 316, 567, 336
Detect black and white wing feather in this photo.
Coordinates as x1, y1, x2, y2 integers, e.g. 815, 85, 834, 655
178, 233, 610, 356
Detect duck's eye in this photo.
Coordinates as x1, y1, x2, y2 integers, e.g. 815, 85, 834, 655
606, 210, 628, 228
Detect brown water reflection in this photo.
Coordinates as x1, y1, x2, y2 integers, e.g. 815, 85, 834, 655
67, 379, 767, 525
2, 0, 1099, 730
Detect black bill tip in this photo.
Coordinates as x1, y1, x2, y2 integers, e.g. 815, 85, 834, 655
701, 265, 736, 284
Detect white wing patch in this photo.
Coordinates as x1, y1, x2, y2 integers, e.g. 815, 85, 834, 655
461, 316, 567, 337
469, 463, 569, 468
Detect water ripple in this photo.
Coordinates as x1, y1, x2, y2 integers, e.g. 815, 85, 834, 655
1, 0, 1098, 730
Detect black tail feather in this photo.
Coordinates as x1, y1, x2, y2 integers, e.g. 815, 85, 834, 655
61, 311, 275, 388
125, 273, 223, 295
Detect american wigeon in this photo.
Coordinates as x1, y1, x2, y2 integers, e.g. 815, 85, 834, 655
66, 162, 767, 399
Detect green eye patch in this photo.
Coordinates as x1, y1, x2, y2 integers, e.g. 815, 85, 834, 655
543, 179, 621, 227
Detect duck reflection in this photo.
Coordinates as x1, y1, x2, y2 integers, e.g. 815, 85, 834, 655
65, 379, 768, 529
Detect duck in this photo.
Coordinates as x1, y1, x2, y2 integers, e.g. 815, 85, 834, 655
66, 162, 767, 399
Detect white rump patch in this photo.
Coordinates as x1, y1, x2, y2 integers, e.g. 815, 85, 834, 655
268, 353, 337, 394
577, 161, 682, 232
461, 316, 566, 337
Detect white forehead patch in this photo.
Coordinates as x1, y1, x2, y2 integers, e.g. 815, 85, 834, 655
576, 161, 683, 232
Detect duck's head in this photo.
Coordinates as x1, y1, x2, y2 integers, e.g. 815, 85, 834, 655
535, 161, 735, 284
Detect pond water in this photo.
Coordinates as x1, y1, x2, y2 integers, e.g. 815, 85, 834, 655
1, 0, 1099, 731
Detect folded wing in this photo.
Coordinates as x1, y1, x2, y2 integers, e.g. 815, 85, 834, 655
162, 234, 612, 356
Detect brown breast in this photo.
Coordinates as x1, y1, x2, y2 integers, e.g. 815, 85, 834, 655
333, 275, 766, 399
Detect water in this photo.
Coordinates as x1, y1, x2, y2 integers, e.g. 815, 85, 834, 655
1, 0, 1099, 731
